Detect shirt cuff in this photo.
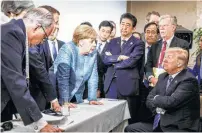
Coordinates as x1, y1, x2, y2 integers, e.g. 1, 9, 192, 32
33, 117, 48, 131
148, 75, 154, 82
50, 98, 58, 104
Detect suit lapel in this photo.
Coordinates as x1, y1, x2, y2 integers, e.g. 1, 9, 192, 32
43, 41, 53, 64
57, 40, 63, 50
169, 36, 177, 47
166, 69, 186, 95
155, 40, 162, 66
159, 74, 168, 96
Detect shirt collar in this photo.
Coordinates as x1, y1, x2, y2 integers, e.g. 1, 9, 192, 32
170, 70, 182, 79
163, 35, 174, 47
121, 35, 132, 42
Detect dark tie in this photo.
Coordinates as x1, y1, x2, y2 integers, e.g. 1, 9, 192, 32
153, 75, 173, 130
153, 113, 160, 130
121, 40, 127, 50
52, 41, 57, 60
97, 43, 102, 54
157, 41, 167, 68
166, 75, 173, 92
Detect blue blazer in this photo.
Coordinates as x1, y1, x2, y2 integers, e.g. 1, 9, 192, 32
103, 36, 145, 96
53, 41, 98, 104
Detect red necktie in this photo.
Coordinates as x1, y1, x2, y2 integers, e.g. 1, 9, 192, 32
157, 41, 167, 68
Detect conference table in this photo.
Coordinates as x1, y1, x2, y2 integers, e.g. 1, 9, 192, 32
6, 98, 131, 132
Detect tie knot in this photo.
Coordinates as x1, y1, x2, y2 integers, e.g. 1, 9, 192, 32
163, 41, 167, 45
52, 41, 55, 45
169, 75, 173, 81
122, 40, 126, 43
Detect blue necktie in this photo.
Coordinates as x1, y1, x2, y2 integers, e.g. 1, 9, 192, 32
97, 43, 102, 54
166, 75, 173, 93
121, 40, 126, 50
153, 75, 173, 130
52, 41, 57, 60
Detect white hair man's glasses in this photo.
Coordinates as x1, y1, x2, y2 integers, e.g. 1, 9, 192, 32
41, 26, 49, 42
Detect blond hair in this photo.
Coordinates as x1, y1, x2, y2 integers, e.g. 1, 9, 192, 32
159, 15, 177, 26
166, 47, 189, 68
72, 25, 97, 45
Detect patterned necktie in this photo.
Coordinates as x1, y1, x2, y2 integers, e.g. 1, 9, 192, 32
97, 43, 102, 54
121, 40, 127, 50
166, 75, 173, 93
153, 113, 160, 130
153, 75, 173, 130
158, 41, 167, 68
52, 41, 57, 60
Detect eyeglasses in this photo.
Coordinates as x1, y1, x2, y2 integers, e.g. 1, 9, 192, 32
41, 26, 49, 42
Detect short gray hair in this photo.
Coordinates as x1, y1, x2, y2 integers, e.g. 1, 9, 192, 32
1, 0, 35, 16
23, 8, 53, 28
159, 15, 177, 26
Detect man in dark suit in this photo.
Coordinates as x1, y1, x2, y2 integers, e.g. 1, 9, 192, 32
1, 8, 62, 132
103, 13, 145, 124
96, 20, 113, 98
29, 6, 64, 111
125, 47, 200, 132
145, 15, 190, 86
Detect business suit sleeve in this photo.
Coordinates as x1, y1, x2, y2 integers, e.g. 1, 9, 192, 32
153, 78, 198, 110
55, 46, 71, 103
115, 41, 144, 69
88, 53, 98, 101
145, 46, 154, 78
1, 32, 42, 125
146, 86, 158, 114
29, 46, 57, 102
103, 42, 120, 65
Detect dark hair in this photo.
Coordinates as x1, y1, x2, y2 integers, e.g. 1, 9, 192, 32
132, 32, 142, 40
144, 22, 159, 34
39, 5, 60, 15
146, 11, 160, 22
80, 21, 93, 27
98, 20, 113, 31
120, 13, 137, 27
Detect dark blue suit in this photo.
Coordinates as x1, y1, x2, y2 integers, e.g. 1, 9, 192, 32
1, 19, 42, 125
103, 35, 145, 123
29, 40, 64, 111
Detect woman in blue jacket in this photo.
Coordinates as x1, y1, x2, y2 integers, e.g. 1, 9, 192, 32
54, 25, 103, 107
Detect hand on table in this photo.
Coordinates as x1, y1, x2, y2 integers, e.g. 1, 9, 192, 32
89, 100, 103, 105
40, 124, 64, 132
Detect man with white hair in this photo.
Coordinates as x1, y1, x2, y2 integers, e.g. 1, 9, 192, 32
1, 8, 62, 132
145, 15, 190, 87
125, 47, 200, 132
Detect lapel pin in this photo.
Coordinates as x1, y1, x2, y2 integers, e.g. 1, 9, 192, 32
130, 42, 133, 45
175, 80, 177, 83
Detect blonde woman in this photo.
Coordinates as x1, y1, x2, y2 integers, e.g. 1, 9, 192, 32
53, 25, 103, 107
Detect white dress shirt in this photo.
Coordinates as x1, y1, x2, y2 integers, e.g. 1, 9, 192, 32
48, 40, 59, 61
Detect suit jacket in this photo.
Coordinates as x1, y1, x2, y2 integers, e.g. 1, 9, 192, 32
103, 36, 145, 96
146, 69, 200, 131
29, 40, 65, 110
145, 36, 190, 78
97, 42, 109, 97
53, 41, 98, 104
1, 19, 42, 125
40, 40, 64, 71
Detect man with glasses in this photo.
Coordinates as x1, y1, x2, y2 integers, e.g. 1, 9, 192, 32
1, 8, 63, 132
145, 15, 190, 87
29, 6, 64, 112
